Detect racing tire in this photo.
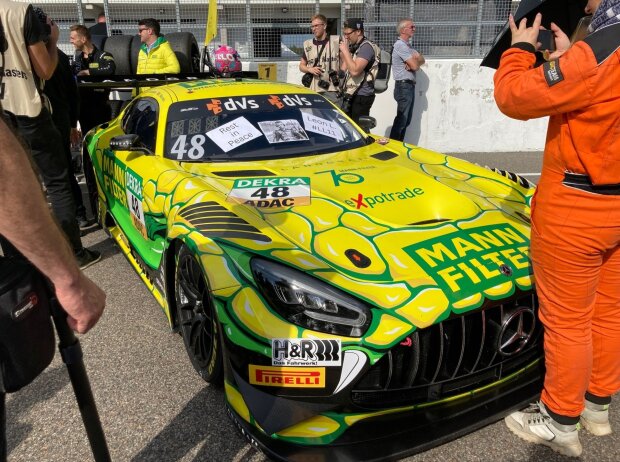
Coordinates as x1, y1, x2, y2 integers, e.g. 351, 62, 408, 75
166, 32, 200, 73
175, 244, 223, 384
130, 35, 142, 73
103, 35, 133, 75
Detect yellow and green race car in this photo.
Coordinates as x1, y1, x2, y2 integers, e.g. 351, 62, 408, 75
85, 76, 542, 461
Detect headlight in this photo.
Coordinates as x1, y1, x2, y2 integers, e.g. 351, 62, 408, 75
251, 258, 372, 337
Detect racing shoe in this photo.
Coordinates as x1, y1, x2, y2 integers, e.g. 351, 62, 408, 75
581, 400, 612, 436
505, 401, 582, 458
76, 248, 101, 270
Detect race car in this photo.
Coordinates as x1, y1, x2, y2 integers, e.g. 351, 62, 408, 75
84, 77, 543, 461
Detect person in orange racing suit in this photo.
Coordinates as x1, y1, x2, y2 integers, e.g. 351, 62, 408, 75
494, 0, 620, 457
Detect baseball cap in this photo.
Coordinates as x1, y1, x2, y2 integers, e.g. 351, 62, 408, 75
343, 18, 364, 30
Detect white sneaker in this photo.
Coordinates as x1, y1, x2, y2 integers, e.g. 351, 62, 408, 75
581, 400, 612, 436
504, 401, 582, 458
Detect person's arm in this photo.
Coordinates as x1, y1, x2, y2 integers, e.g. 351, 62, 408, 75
25, 7, 58, 80
341, 41, 372, 77
160, 43, 181, 73
404, 50, 425, 71
494, 13, 595, 120
0, 120, 105, 333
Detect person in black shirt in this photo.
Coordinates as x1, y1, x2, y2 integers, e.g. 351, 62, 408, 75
70, 24, 115, 217
42, 45, 92, 229
89, 12, 108, 50
0, 2, 100, 269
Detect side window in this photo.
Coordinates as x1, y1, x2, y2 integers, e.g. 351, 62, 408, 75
122, 98, 158, 153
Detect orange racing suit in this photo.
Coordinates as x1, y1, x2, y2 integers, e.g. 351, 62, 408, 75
494, 24, 620, 422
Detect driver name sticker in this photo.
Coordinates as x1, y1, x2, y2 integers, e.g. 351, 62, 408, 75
125, 168, 147, 239
301, 112, 344, 141
206, 116, 262, 153
227, 176, 311, 208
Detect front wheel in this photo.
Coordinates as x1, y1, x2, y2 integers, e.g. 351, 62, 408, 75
175, 244, 223, 384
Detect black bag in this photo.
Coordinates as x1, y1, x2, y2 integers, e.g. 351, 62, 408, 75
0, 257, 55, 393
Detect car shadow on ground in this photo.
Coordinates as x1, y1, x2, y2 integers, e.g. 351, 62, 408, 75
130, 386, 267, 462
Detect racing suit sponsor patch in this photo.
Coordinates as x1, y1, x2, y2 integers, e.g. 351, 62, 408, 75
543, 60, 564, 87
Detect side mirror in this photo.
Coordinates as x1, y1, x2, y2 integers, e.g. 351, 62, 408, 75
358, 116, 377, 133
109, 134, 151, 154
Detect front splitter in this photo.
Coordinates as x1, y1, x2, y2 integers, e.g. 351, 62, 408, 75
227, 360, 544, 462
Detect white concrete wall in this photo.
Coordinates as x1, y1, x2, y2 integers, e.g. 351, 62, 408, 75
246, 59, 548, 153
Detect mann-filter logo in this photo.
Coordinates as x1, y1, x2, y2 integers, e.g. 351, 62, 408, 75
249, 365, 325, 388
272, 339, 341, 366
404, 224, 531, 303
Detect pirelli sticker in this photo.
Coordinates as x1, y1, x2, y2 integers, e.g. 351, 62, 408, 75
227, 176, 311, 208
543, 59, 564, 87
249, 365, 325, 388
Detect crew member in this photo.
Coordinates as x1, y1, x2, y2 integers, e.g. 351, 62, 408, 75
70, 23, 115, 217
136, 18, 180, 74
495, 1, 620, 457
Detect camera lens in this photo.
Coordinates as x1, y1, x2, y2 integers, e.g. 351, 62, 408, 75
329, 70, 339, 87
317, 79, 330, 90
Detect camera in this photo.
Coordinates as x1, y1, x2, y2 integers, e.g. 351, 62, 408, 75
317, 79, 330, 90
301, 72, 313, 88
32, 7, 51, 42
340, 94, 353, 114
328, 70, 339, 88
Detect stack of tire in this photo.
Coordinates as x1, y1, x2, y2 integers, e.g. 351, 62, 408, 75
102, 32, 201, 74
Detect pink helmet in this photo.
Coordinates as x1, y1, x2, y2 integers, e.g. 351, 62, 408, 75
213, 45, 242, 74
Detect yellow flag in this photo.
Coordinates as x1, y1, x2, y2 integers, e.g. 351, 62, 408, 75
205, 0, 217, 46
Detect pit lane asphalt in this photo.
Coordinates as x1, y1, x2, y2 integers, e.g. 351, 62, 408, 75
6, 152, 618, 462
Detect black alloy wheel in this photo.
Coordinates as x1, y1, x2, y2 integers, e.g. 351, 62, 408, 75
175, 245, 223, 384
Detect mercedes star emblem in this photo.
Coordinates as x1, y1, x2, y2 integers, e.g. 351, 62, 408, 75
498, 307, 536, 356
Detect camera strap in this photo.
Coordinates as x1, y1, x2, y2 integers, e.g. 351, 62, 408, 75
312, 41, 328, 68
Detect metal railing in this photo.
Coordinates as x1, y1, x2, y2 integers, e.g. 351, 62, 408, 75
29, 0, 519, 59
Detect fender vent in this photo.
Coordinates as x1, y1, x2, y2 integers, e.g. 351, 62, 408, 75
371, 151, 398, 161
180, 201, 271, 242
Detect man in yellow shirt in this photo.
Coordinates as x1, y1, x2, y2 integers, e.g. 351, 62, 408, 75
136, 18, 180, 74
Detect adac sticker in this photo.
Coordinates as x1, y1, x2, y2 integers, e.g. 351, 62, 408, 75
272, 339, 341, 366
249, 365, 325, 388
227, 176, 311, 208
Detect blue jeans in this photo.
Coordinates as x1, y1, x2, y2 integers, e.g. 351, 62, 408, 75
389, 80, 416, 141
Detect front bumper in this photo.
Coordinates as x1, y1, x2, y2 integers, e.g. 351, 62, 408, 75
226, 358, 544, 462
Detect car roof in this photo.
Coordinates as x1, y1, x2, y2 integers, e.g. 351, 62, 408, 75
150, 78, 317, 103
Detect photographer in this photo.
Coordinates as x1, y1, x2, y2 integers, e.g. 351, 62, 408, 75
339, 18, 379, 124
0, 1, 100, 269
0, 116, 106, 461
299, 14, 340, 103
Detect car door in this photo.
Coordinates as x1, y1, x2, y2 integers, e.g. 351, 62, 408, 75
106, 97, 167, 270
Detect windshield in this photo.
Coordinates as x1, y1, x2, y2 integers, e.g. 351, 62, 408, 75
164, 93, 366, 162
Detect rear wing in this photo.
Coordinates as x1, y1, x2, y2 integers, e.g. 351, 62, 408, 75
76, 71, 260, 89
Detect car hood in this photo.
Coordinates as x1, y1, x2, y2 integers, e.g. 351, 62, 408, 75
174, 143, 534, 335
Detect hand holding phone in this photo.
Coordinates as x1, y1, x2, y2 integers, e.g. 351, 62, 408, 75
537, 29, 556, 52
